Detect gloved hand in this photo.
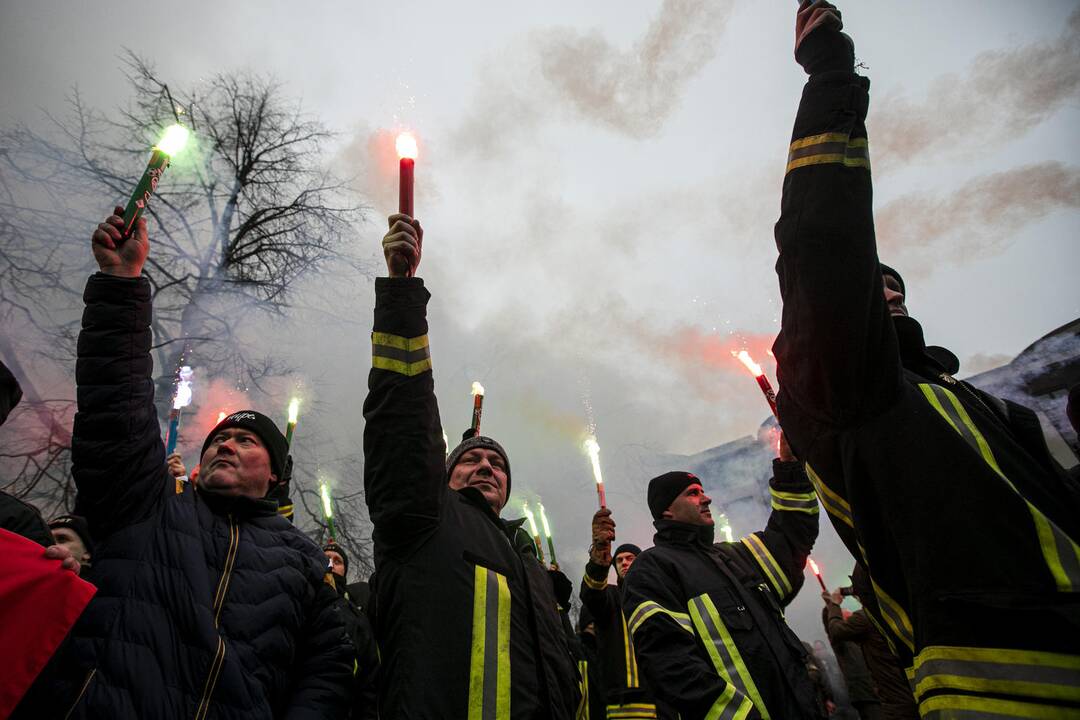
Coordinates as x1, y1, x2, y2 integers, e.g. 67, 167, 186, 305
589, 508, 615, 566
794, 1, 855, 76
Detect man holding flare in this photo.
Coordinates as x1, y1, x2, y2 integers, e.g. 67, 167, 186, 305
773, 2, 1080, 715
362, 210, 578, 718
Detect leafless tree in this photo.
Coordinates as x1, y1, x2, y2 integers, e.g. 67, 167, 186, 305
0, 53, 372, 557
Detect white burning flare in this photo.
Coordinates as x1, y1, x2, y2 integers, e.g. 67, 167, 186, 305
320, 482, 334, 519
583, 436, 604, 486
471, 381, 485, 397
396, 132, 418, 160
539, 503, 553, 539
288, 397, 300, 424
173, 366, 194, 410
522, 502, 540, 537
732, 350, 764, 378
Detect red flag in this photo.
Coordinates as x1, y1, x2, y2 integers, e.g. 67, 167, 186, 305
0, 528, 97, 716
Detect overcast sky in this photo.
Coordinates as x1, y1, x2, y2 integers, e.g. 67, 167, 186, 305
3, 0, 1078, 640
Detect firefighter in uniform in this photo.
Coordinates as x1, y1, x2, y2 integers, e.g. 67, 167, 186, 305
580, 510, 669, 720
363, 213, 578, 718
774, 2, 1080, 716
623, 439, 823, 720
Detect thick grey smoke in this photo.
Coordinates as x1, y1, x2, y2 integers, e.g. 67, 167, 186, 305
870, 8, 1080, 171
874, 162, 1080, 276
452, 0, 737, 157
535, 0, 737, 138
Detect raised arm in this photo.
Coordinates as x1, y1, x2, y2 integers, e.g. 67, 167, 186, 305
362, 214, 446, 556
72, 207, 168, 540
727, 436, 819, 606
773, 1, 902, 430
580, 508, 617, 615
624, 554, 761, 720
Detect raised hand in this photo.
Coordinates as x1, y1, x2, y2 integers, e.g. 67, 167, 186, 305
91, 205, 148, 278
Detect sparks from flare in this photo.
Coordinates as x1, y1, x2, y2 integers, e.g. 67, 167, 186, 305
471, 382, 485, 397
216, 411, 227, 423
320, 482, 334, 519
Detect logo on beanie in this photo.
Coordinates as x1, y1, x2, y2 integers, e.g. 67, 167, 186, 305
227, 412, 256, 422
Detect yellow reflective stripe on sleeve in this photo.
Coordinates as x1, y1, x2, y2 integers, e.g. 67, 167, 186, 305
786, 132, 870, 174
606, 703, 658, 719
467, 566, 511, 720
919, 693, 1074, 719
627, 600, 694, 637
371, 332, 431, 376
740, 534, 792, 598
769, 488, 819, 515
582, 572, 608, 591
870, 579, 915, 653
620, 610, 639, 688
919, 383, 1080, 592
804, 463, 853, 528
911, 645, 1080, 706
688, 594, 769, 720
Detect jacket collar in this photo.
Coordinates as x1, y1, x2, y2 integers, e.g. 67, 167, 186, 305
653, 518, 715, 547
456, 486, 531, 549
893, 315, 960, 379
197, 486, 280, 519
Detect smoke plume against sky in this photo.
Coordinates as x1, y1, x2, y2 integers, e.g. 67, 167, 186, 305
1, 0, 1077, 642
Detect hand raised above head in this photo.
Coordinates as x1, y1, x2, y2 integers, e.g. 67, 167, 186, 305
91, 205, 148, 278
383, 213, 423, 278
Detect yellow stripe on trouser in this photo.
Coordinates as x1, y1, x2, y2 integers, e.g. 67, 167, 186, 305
870, 579, 915, 653
919, 383, 1080, 592
620, 610, 639, 688
804, 463, 853, 528
688, 594, 764, 720
911, 645, 1080, 707
606, 703, 658, 719
577, 660, 589, 720
785, 132, 870, 174
468, 566, 511, 720
740, 534, 792, 599
371, 332, 432, 376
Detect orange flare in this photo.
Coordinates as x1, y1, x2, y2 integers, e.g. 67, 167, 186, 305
733, 350, 764, 378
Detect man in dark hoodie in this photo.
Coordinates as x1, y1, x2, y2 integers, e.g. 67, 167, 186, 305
580, 508, 667, 720
623, 434, 822, 720
29, 206, 353, 719
363, 212, 577, 718
773, 3, 1080, 714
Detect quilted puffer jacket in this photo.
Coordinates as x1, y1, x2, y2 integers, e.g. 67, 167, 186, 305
35, 273, 353, 719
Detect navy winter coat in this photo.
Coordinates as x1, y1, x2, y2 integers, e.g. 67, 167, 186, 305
42, 273, 353, 719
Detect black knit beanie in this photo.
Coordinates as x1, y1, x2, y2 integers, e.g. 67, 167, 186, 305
446, 434, 512, 498
647, 471, 700, 520
324, 541, 349, 578
613, 543, 642, 559
49, 514, 95, 557
199, 410, 289, 484
879, 263, 905, 297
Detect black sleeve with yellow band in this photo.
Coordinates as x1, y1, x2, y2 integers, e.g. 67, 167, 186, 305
363, 277, 447, 557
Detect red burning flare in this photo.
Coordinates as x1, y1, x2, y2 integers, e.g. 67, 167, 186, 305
808, 556, 828, 592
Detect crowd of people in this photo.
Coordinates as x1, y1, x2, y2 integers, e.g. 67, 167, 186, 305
2, 2, 1079, 718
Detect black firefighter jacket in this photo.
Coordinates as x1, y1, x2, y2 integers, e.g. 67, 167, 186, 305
362, 277, 578, 719
623, 460, 823, 720
773, 37, 1080, 717
579, 563, 669, 720
37, 273, 353, 719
